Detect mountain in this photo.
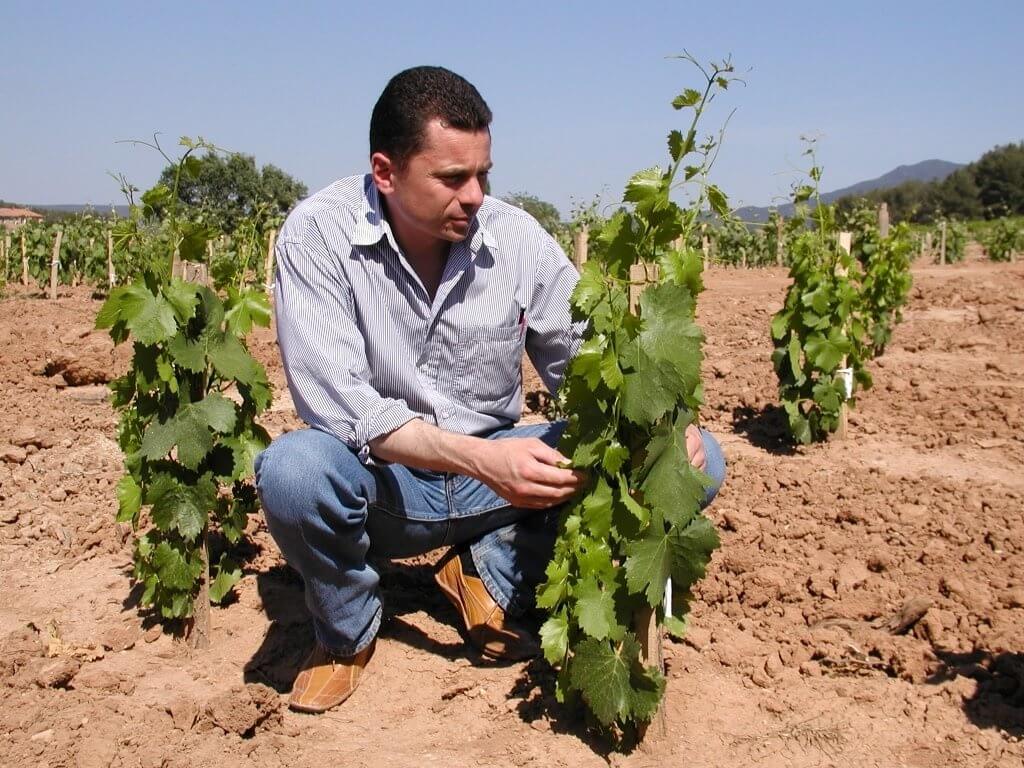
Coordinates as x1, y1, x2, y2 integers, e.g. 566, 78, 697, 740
28, 203, 131, 217
734, 159, 964, 223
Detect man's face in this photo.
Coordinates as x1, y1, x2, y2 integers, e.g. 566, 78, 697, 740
374, 119, 492, 248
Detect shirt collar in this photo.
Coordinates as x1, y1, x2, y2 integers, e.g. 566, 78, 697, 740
351, 174, 497, 255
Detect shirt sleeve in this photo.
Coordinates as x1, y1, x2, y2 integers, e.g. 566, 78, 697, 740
524, 231, 586, 394
274, 220, 420, 461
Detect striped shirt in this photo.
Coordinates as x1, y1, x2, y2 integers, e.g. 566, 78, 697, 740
274, 174, 582, 462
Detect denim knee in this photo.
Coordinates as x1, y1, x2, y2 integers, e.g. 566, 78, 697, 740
255, 428, 372, 532
699, 428, 726, 507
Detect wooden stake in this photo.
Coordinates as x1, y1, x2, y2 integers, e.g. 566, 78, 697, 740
877, 203, 890, 239
1, 235, 8, 282
188, 531, 212, 650
628, 259, 668, 744
833, 232, 852, 441
572, 224, 589, 271
21, 231, 28, 286
939, 221, 947, 265
776, 215, 785, 267
49, 229, 63, 300
264, 227, 278, 291
106, 230, 115, 288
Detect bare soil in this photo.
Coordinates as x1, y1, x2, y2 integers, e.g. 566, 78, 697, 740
2, 248, 1024, 767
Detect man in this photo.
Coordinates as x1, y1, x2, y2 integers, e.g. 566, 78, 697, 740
255, 66, 725, 714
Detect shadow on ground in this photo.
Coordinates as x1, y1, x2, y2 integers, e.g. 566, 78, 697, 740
731, 404, 798, 455
927, 649, 1024, 736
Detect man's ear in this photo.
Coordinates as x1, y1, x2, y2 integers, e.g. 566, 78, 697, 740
371, 152, 397, 196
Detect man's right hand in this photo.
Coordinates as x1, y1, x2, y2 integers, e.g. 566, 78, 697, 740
474, 437, 583, 509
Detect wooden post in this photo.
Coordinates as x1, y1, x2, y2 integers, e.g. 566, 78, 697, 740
628, 260, 668, 743
1, 234, 8, 283
939, 221, 947, 265
923, 231, 933, 260
834, 232, 852, 441
701, 224, 710, 271
206, 240, 215, 263
877, 203, 890, 239
20, 231, 28, 286
775, 215, 785, 267
48, 229, 63, 300
106, 230, 115, 288
264, 227, 278, 291
572, 224, 589, 271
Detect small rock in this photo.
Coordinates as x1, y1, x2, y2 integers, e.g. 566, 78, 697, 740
1001, 588, 1024, 608
49, 488, 68, 503
950, 675, 979, 701
100, 624, 139, 652
167, 696, 200, 731
75, 736, 117, 768
529, 718, 551, 732
683, 626, 711, 651
33, 657, 80, 688
835, 560, 870, 592
1, 446, 27, 465
143, 626, 162, 644
30, 728, 54, 742
978, 307, 998, 324
11, 427, 40, 448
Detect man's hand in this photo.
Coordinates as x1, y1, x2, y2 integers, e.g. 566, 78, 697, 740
475, 438, 583, 509
686, 423, 706, 472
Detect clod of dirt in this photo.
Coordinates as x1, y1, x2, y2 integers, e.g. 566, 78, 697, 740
43, 355, 113, 386
204, 683, 282, 736
0, 625, 43, 676
31, 656, 81, 688
74, 735, 118, 768
882, 597, 933, 635
1, 445, 28, 464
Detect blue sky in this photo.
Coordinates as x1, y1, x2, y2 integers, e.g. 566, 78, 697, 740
1, 1, 1021, 216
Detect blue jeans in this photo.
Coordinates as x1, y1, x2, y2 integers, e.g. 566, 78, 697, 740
254, 421, 726, 656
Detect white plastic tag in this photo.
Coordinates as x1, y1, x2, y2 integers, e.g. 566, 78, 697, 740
836, 367, 853, 399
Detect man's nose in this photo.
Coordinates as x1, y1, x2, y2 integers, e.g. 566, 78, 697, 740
460, 177, 485, 210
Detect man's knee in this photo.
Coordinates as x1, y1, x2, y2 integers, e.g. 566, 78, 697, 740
256, 429, 368, 530
699, 428, 726, 507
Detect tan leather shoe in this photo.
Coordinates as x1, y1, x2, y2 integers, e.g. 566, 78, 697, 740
288, 639, 375, 713
434, 549, 539, 662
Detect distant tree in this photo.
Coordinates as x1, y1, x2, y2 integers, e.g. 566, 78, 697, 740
500, 191, 563, 236
158, 153, 307, 231
973, 143, 1024, 217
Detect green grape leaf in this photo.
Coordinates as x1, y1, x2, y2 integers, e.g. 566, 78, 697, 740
540, 611, 570, 665
672, 88, 701, 109
163, 279, 200, 323
623, 167, 666, 205
706, 185, 729, 218
641, 413, 711, 528
624, 524, 670, 606
115, 474, 142, 523
805, 328, 850, 371
146, 473, 216, 540
667, 515, 720, 592
536, 556, 570, 610
601, 441, 629, 477
573, 576, 617, 640
224, 287, 272, 335
599, 347, 624, 390
151, 539, 199, 590
581, 476, 613, 539
96, 284, 178, 345
667, 130, 685, 162
209, 556, 242, 603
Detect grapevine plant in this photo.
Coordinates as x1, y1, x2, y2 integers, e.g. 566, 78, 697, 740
96, 137, 272, 643
537, 55, 738, 736
770, 150, 873, 444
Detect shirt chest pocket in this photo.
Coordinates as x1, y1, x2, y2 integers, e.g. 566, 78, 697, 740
454, 325, 524, 410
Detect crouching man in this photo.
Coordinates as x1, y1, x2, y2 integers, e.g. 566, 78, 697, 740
255, 65, 726, 713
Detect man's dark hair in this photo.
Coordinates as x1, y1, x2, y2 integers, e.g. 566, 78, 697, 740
370, 66, 492, 168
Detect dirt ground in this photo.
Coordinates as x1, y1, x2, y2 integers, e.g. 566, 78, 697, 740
2, 246, 1023, 768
